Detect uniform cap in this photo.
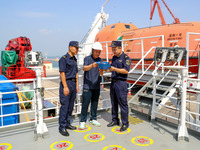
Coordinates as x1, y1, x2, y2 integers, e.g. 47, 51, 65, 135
109, 41, 121, 47
92, 42, 103, 50
69, 41, 79, 47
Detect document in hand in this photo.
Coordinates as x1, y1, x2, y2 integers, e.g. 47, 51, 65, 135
96, 61, 111, 69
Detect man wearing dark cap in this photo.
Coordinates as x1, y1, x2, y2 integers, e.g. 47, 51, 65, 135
58, 41, 79, 136
107, 40, 131, 132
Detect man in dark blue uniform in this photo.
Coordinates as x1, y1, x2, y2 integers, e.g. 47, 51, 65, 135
79, 42, 103, 129
107, 41, 131, 132
58, 41, 79, 136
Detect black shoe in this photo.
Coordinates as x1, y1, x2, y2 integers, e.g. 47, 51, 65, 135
107, 121, 119, 127
120, 124, 129, 132
59, 129, 69, 136
66, 124, 77, 130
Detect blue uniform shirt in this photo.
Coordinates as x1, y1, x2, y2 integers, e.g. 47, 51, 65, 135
83, 55, 102, 89
59, 53, 78, 79
111, 52, 131, 80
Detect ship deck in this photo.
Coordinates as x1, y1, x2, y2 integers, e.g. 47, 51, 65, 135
0, 110, 200, 150
1, 69, 200, 150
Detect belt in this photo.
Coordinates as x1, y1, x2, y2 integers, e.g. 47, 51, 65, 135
66, 78, 76, 82
112, 78, 126, 82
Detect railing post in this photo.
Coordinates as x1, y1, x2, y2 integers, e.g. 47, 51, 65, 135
122, 41, 124, 52
186, 32, 189, 68
151, 66, 157, 121
128, 83, 132, 95
0, 93, 3, 126
106, 43, 109, 62
162, 35, 164, 47
101, 76, 105, 88
197, 94, 200, 121
141, 39, 144, 73
197, 52, 200, 122
31, 67, 48, 138
33, 80, 37, 128
177, 67, 189, 141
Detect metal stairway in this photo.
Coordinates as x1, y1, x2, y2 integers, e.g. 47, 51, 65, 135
129, 69, 181, 117
129, 67, 200, 133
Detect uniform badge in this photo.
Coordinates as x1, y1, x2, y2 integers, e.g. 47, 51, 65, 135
126, 60, 130, 65
118, 60, 122, 62
125, 55, 128, 58
63, 56, 66, 58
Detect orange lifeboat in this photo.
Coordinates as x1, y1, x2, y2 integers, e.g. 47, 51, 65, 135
95, 23, 138, 59
95, 22, 200, 73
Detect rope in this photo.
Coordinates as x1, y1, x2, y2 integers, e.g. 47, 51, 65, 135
16, 90, 30, 122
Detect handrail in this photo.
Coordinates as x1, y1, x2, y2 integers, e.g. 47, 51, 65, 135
129, 46, 156, 73
128, 77, 154, 104
0, 78, 35, 83
127, 46, 156, 90
156, 62, 178, 87
186, 32, 200, 68
128, 61, 154, 89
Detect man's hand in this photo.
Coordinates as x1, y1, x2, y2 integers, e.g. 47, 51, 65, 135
108, 66, 115, 72
92, 62, 98, 68
63, 87, 69, 96
99, 69, 104, 75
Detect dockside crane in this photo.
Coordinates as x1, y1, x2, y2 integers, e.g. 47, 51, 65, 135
150, 0, 180, 25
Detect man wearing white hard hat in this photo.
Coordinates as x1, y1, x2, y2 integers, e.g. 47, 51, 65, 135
79, 42, 103, 129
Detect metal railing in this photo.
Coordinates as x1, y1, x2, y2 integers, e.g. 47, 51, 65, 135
0, 78, 37, 128
0, 71, 111, 130
0, 65, 46, 79
151, 76, 200, 133
1, 32, 200, 137
186, 32, 200, 68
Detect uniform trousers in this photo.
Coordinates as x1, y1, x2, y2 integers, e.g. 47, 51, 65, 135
59, 80, 76, 130
110, 80, 129, 126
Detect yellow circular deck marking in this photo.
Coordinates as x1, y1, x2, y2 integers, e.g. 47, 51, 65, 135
102, 145, 126, 150
131, 136, 153, 146
74, 125, 91, 132
112, 126, 131, 134
84, 133, 105, 142
50, 141, 73, 150
0, 143, 12, 150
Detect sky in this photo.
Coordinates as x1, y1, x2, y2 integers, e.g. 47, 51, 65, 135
0, 0, 200, 57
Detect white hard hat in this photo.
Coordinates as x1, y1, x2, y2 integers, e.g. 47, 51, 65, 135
92, 42, 103, 50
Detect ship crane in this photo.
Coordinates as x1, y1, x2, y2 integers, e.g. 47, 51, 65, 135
150, 0, 180, 25
78, 0, 110, 66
